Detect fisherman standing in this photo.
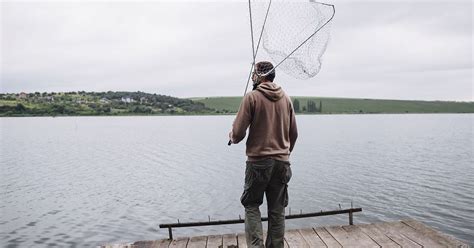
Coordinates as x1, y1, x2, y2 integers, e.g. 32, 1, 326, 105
229, 61, 298, 248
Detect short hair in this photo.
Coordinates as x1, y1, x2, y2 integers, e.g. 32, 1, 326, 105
255, 61, 275, 82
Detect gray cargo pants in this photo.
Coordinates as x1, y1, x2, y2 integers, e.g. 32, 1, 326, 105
240, 158, 292, 248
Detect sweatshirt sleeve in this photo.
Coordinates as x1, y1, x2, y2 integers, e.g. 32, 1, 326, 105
289, 100, 298, 152
231, 94, 253, 144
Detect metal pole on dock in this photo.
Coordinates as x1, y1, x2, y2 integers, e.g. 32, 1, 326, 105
349, 210, 353, 225
160, 207, 362, 240
168, 227, 173, 240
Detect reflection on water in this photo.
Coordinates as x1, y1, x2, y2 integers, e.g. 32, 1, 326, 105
1, 114, 473, 246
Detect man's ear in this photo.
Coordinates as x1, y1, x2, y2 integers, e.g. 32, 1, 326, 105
252, 81, 261, 90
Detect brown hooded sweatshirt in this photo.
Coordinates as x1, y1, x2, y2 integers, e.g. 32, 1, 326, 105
231, 82, 298, 161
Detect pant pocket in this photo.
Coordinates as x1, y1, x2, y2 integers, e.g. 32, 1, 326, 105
283, 184, 289, 207
241, 162, 271, 207
281, 163, 292, 184
279, 162, 291, 207
243, 164, 253, 190
240, 189, 251, 206
247, 160, 273, 185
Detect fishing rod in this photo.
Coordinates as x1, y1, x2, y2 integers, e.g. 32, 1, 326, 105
228, 0, 272, 146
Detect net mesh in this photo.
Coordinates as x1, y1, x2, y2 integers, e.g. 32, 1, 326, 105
250, 0, 334, 79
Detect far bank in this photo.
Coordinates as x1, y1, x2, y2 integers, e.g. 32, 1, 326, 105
1, 91, 472, 117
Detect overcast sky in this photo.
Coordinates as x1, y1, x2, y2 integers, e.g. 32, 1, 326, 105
1, 0, 472, 101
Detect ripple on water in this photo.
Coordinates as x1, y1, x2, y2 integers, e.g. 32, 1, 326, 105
1, 115, 473, 245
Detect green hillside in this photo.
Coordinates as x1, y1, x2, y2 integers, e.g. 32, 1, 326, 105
193, 96, 474, 114
0, 91, 214, 116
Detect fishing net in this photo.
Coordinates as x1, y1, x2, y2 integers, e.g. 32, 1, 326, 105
249, 0, 335, 79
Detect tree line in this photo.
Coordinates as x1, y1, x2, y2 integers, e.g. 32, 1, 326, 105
0, 91, 215, 116
292, 99, 322, 113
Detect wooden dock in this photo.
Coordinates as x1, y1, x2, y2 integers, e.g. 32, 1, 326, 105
101, 219, 469, 248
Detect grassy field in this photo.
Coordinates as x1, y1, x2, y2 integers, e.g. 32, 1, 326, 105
192, 96, 474, 114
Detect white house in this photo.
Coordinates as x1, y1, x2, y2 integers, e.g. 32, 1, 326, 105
18, 92, 27, 99
121, 97, 134, 103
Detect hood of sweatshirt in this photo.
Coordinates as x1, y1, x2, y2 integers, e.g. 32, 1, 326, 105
256, 82, 284, 102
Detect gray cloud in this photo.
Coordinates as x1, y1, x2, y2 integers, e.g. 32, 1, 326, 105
1, 0, 472, 100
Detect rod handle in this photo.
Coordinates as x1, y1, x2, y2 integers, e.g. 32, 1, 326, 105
228, 140, 232, 146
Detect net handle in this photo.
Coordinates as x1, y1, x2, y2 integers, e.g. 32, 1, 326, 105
243, 0, 273, 95
229, 0, 272, 146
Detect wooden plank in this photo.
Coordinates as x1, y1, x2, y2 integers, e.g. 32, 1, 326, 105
386, 221, 446, 247
402, 219, 469, 248
206, 235, 222, 248
341, 225, 381, 248
357, 224, 401, 248
298, 228, 326, 248
103, 219, 469, 248
325, 226, 360, 247
187, 236, 207, 248
102, 244, 132, 248
156, 239, 172, 248
313, 227, 342, 248
131, 239, 171, 248
168, 237, 188, 248
373, 222, 422, 248
222, 234, 238, 248
237, 233, 248, 248
284, 229, 309, 248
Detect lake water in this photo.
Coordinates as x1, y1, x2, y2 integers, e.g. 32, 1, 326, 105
1, 114, 473, 247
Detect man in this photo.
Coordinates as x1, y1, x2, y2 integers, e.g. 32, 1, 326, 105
229, 61, 298, 248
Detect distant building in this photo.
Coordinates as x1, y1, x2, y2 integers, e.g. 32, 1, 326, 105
121, 97, 134, 103
100, 98, 110, 104
140, 97, 147, 104
18, 92, 27, 99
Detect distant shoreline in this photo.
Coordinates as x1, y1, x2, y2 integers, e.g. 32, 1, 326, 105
1, 92, 473, 117
194, 96, 474, 115
2, 112, 474, 118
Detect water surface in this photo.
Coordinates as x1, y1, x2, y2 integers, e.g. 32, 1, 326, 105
1, 114, 473, 247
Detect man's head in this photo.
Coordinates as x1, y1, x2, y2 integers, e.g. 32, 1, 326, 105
252, 61, 275, 84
